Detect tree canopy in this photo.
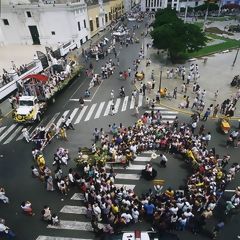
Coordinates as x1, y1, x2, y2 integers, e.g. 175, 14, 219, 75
151, 8, 207, 61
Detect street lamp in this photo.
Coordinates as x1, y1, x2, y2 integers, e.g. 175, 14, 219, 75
232, 47, 239, 67
159, 67, 163, 102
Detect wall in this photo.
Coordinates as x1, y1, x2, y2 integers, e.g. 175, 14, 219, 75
0, 2, 90, 47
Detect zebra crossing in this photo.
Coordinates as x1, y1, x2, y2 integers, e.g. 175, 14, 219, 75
35, 154, 153, 240
0, 95, 178, 145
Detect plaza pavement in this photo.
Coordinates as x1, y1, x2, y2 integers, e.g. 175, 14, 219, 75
134, 37, 240, 121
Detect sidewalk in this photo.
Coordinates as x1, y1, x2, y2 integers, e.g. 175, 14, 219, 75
134, 34, 240, 121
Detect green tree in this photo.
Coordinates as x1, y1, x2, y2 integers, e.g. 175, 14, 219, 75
151, 8, 207, 61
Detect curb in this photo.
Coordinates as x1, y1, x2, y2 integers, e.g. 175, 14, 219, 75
159, 102, 240, 121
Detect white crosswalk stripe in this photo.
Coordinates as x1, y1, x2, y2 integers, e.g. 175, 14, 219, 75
60, 205, 86, 215
74, 106, 88, 124
1, 96, 179, 145
115, 173, 141, 180
121, 96, 129, 112
47, 220, 106, 231
0, 124, 18, 142
130, 95, 135, 109
138, 94, 143, 107
103, 100, 113, 116
84, 103, 96, 121
94, 102, 105, 119
114, 98, 121, 113
3, 125, 23, 144
36, 237, 91, 240
56, 110, 70, 128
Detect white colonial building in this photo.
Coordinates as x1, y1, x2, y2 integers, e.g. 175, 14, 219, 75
141, 0, 180, 12
0, 0, 91, 47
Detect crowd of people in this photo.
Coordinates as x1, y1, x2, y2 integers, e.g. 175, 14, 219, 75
26, 103, 239, 238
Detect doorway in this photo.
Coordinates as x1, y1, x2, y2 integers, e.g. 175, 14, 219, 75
28, 25, 40, 45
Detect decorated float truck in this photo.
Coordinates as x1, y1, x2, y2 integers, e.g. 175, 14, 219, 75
12, 74, 49, 123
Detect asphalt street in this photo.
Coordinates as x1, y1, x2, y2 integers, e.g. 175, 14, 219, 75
0, 17, 240, 240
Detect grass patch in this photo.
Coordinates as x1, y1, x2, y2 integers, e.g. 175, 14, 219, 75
187, 36, 240, 58
193, 21, 204, 28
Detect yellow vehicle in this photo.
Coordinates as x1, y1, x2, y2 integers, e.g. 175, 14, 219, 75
12, 96, 46, 123
219, 116, 231, 134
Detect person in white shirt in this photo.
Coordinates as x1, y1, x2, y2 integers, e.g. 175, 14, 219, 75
121, 211, 133, 224
64, 117, 74, 130
93, 203, 102, 221
0, 188, 9, 204
160, 154, 168, 168
131, 208, 139, 223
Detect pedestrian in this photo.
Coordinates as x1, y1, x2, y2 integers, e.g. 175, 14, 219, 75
191, 121, 197, 134
0, 187, 9, 204
79, 97, 84, 108
214, 90, 219, 101
64, 117, 75, 130
160, 154, 168, 168
110, 90, 114, 100
202, 108, 211, 121
134, 105, 139, 117
211, 220, 224, 239
93, 128, 100, 143
199, 124, 205, 135
185, 96, 190, 108
212, 104, 219, 118
21, 201, 35, 216
152, 79, 155, 89
173, 87, 177, 99
142, 83, 146, 96
109, 101, 115, 116
46, 176, 54, 191
22, 128, 30, 143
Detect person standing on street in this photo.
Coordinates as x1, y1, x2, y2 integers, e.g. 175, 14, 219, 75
202, 108, 211, 121
173, 87, 177, 99
110, 90, 114, 100
160, 154, 168, 168
142, 83, 146, 96
93, 128, 100, 143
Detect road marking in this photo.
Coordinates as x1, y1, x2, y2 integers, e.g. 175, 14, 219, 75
36, 236, 91, 240
91, 79, 103, 100
115, 184, 135, 190
69, 108, 79, 121
56, 110, 70, 128
0, 126, 6, 134
225, 190, 236, 192
3, 125, 23, 144
69, 99, 79, 102
60, 205, 86, 215
84, 103, 96, 121
115, 173, 140, 180
114, 98, 121, 113
134, 156, 152, 162
16, 126, 31, 141
45, 112, 60, 130
70, 193, 85, 201
121, 96, 129, 112
103, 100, 113, 116
0, 124, 17, 142
94, 102, 105, 119
106, 163, 145, 170
152, 107, 167, 110
138, 94, 143, 107
160, 111, 178, 115
130, 96, 135, 109
161, 120, 173, 124
47, 220, 106, 231
74, 106, 88, 124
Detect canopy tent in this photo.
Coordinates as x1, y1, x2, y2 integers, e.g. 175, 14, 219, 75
23, 74, 48, 84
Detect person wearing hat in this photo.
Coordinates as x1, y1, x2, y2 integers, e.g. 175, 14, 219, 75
160, 154, 168, 168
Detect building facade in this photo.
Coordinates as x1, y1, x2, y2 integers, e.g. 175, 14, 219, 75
86, 0, 124, 37
123, 0, 140, 12
0, 0, 91, 47
141, 0, 180, 11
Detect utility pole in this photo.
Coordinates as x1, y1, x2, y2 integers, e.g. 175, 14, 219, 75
218, 0, 222, 17
184, 0, 189, 23
203, 4, 209, 32
159, 68, 162, 102
232, 47, 239, 67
